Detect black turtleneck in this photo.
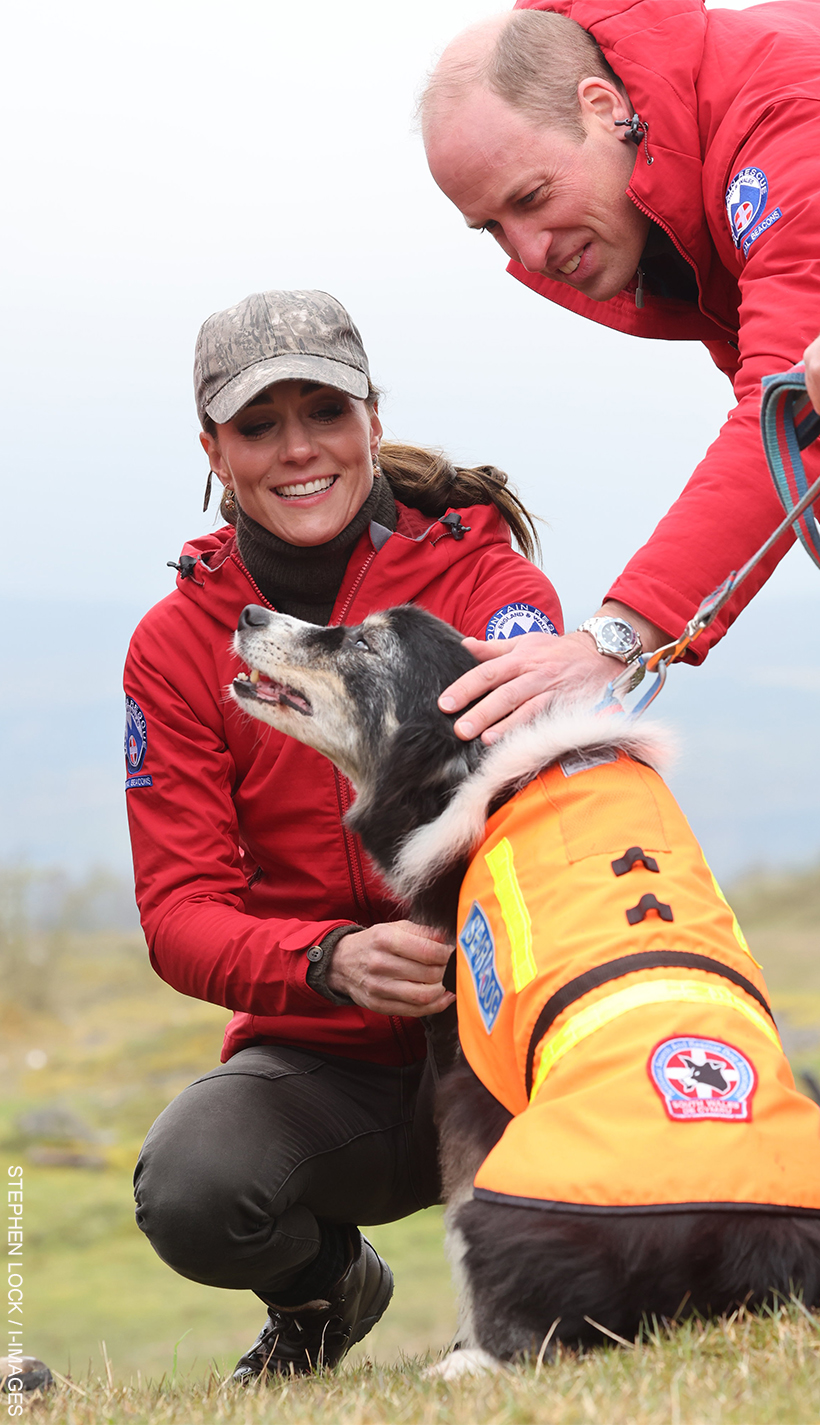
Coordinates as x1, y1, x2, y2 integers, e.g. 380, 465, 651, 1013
234, 475, 397, 624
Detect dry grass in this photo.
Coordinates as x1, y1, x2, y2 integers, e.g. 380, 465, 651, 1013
22, 1304, 820, 1425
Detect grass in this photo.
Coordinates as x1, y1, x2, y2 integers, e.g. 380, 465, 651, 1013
22, 1306, 820, 1424
4, 865, 820, 1419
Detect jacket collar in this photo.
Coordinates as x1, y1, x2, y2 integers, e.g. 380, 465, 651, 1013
169, 499, 512, 631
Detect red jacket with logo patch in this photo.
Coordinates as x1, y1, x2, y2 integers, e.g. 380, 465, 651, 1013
124, 503, 561, 1065
514, 0, 820, 657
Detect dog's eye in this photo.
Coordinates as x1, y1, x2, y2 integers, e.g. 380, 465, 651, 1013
354, 636, 371, 652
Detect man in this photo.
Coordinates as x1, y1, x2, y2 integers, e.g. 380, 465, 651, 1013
422, 1, 820, 741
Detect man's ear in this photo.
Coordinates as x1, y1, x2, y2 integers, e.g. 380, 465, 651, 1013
577, 76, 632, 134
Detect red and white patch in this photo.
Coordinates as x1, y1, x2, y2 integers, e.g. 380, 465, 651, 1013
648, 1035, 757, 1122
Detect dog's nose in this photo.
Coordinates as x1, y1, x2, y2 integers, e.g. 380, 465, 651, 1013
238, 604, 271, 631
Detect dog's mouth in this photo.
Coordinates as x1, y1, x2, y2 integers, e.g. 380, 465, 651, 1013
234, 669, 313, 716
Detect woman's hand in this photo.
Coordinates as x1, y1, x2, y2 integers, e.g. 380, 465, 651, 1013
326, 920, 456, 1017
805, 333, 820, 412
438, 604, 667, 744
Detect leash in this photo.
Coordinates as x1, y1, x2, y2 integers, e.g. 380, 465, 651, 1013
605, 365, 820, 716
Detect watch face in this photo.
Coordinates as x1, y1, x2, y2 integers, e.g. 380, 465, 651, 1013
599, 619, 637, 656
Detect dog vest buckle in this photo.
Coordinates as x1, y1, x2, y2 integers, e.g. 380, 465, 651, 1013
611, 846, 660, 876
626, 894, 674, 925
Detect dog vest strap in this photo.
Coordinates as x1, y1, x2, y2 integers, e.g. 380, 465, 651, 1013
485, 838, 537, 991
524, 950, 775, 1098
529, 978, 781, 1103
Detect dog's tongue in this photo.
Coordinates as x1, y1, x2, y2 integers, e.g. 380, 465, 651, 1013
254, 673, 312, 715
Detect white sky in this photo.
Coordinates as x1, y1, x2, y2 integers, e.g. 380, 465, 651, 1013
2, 0, 803, 627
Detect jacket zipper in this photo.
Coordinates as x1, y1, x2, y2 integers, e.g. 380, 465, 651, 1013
628, 194, 736, 338
331, 546, 413, 1060
238, 538, 413, 1059
334, 548, 376, 624
331, 545, 379, 922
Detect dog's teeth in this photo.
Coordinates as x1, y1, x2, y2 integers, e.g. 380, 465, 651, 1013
249, 669, 260, 684
236, 672, 249, 681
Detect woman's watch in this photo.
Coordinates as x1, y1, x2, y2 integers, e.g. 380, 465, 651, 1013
577, 615, 643, 664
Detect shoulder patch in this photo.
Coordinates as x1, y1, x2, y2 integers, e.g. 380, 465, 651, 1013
725, 166, 769, 250
125, 696, 152, 788
486, 603, 558, 641
648, 1035, 756, 1122
458, 900, 504, 1033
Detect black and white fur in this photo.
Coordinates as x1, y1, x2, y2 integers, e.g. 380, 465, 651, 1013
233, 602, 820, 1371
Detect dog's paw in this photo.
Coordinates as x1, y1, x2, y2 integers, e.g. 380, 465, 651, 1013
424, 1347, 504, 1380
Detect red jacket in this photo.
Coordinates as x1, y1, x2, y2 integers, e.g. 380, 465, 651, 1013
124, 502, 562, 1065
514, 0, 820, 658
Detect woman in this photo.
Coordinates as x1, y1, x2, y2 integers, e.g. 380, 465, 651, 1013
125, 289, 562, 1379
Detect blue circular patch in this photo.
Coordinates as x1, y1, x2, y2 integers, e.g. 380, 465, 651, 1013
486, 603, 558, 642
124, 696, 148, 774
725, 167, 768, 249
648, 1035, 756, 1122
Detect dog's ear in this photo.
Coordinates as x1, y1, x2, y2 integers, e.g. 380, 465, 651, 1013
384, 717, 482, 790
348, 714, 483, 874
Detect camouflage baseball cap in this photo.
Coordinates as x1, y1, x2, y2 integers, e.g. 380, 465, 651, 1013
194, 289, 371, 425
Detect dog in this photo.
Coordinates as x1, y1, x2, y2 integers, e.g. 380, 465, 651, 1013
232, 601, 820, 1373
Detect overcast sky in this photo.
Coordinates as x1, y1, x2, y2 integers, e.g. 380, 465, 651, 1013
2, 0, 798, 620
3, 0, 816, 883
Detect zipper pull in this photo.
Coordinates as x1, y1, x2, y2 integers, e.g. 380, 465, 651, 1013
635, 267, 645, 310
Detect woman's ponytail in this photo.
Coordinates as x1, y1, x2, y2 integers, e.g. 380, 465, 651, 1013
377, 442, 541, 563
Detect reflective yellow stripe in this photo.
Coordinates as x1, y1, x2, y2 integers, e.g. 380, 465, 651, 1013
485, 838, 537, 991
530, 979, 781, 1101
701, 851, 761, 966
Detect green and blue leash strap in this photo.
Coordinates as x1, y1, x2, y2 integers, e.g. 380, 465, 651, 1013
760, 364, 820, 568
605, 362, 820, 716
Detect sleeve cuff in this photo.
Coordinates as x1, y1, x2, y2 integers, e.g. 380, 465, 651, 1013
305, 924, 363, 1006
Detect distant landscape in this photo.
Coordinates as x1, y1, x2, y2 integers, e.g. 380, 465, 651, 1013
3, 564, 820, 885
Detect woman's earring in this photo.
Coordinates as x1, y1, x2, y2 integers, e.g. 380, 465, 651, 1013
373, 458, 381, 477
223, 486, 237, 512
203, 469, 214, 513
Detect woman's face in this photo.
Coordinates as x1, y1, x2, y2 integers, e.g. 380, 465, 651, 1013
200, 380, 382, 546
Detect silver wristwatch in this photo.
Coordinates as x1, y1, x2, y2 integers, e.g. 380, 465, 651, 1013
577, 616, 642, 664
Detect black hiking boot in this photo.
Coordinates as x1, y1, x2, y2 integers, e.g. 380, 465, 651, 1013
231, 1229, 393, 1381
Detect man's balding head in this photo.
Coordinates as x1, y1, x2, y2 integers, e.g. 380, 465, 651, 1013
421, 11, 648, 305
421, 10, 627, 144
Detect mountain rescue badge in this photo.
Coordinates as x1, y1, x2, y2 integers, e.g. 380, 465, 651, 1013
725, 167, 768, 249
648, 1035, 757, 1122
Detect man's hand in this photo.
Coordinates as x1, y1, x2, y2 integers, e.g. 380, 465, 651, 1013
438, 602, 667, 744
805, 333, 820, 413
326, 920, 455, 1017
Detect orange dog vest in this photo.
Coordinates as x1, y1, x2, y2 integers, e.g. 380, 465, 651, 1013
455, 749, 820, 1214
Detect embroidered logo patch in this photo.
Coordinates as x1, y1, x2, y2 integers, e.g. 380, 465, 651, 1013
486, 603, 558, 641
125, 696, 152, 787
458, 900, 504, 1033
742, 207, 782, 257
725, 167, 768, 249
649, 1036, 756, 1122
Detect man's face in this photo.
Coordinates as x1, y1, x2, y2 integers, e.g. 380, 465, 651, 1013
425, 86, 650, 303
